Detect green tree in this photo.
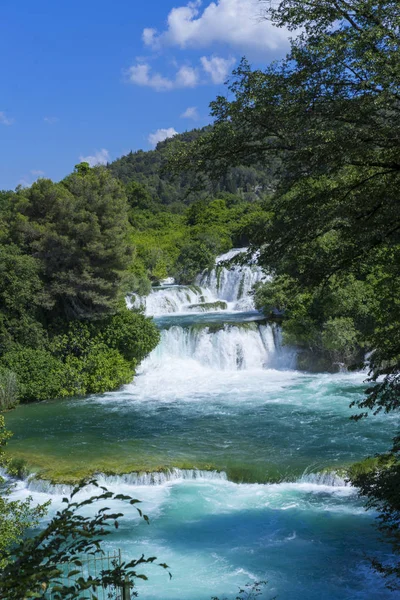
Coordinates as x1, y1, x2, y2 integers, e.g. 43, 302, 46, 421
0, 245, 48, 354
14, 169, 132, 320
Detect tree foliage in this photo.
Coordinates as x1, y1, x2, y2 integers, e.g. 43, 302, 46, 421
0, 416, 48, 570
14, 168, 132, 320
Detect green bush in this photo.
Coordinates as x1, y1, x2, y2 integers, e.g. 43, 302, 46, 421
99, 310, 160, 365
51, 309, 160, 367
174, 241, 216, 284
321, 317, 358, 360
0, 348, 65, 402
81, 345, 134, 394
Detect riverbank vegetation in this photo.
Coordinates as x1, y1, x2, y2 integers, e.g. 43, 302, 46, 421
0, 165, 161, 404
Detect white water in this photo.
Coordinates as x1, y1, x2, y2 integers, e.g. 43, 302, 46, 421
128, 248, 268, 316
24, 469, 228, 496
197, 248, 267, 310
147, 324, 273, 371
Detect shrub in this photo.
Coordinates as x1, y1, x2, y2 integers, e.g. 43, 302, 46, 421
99, 310, 160, 365
321, 317, 358, 360
80, 345, 134, 394
0, 348, 65, 402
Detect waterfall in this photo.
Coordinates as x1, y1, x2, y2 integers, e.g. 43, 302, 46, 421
126, 246, 295, 372
143, 323, 282, 371
22, 469, 351, 498
127, 286, 215, 316
197, 248, 267, 310
297, 471, 350, 487
128, 247, 268, 317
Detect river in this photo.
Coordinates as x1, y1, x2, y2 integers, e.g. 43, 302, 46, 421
6, 249, 397, 599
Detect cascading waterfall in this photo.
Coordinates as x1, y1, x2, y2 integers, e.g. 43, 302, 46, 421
127, 285, 216, 316
128, 248, 268, 316
196, 248, 268, 311
24, 469, 229, 496
127, 246, 295, 375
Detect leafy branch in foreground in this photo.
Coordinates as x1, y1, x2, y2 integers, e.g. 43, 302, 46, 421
0, 480, 171, 599
351, 437, 400, 591
0, 415, 49, 570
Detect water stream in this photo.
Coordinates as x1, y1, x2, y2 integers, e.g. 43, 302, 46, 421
6, 249, 397, 599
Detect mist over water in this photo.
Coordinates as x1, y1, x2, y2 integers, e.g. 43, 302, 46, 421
7, 249, 397, 599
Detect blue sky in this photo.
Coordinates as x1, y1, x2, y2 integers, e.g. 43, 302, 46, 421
0, 0, 290, 189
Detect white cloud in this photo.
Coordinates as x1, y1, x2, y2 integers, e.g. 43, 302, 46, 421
0, 111, 14, 126
181, 106, 199, 120
79, 149, 110, 167
126, 61, 199, 91
143, 0, 290, 55
142, 28, 157, 46
126, 62, 174, 91
201, 55, 235, 83
31, 169, 45, 176
148, 127, 178, 147
44, 116, 59, 124
176, 65, 199, 88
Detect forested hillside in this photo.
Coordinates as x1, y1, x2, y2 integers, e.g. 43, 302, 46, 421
107, 128, 276, 288
108, 127, 277, 205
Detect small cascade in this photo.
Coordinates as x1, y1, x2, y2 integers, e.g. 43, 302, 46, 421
197, 248, 267, 311
127, 285, 215, 316
297, 471, 349, 487
25, 469, 228, 496
96, 469, 228, 486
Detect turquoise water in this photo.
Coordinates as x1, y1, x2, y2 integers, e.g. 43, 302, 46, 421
6, 368, 395, 481
6, 259, 399, 599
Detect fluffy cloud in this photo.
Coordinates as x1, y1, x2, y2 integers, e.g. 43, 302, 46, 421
126, 62, 174, 91
181, 106, 199, 120
200, 55, 235, 84
126, 61, 198, 91
79, 149, 110, 167
0, 111, 14, 126
175, 65, 198, 88
148, 127, 178, 147
142, 0, 289, 55
30, 169, 45, 176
